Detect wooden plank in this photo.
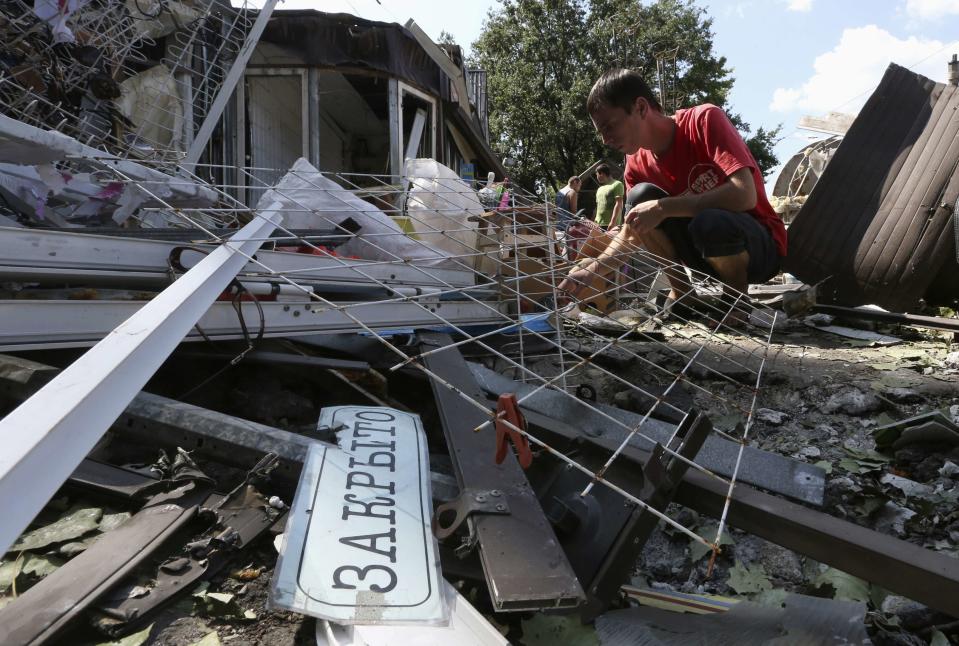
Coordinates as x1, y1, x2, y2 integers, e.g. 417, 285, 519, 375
0, 482, 211, 644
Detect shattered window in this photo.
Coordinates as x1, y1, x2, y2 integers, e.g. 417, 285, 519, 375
317, 72, 390, 177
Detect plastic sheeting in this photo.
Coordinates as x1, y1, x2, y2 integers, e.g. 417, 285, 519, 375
33, 0, 90, 44
256, 158, 460, 268
404, 158, 484, 270
125, 0, 203, 40
116, 65, 184, 154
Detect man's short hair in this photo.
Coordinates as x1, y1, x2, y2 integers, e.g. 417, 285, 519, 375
587, 69, 663, 114
595, 164, 610, 177
568, 176, 580, 186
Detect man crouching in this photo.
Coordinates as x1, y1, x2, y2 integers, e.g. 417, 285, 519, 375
559, 69, 786, 322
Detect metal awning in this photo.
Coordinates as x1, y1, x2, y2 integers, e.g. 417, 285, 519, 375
786, 63, 959, 310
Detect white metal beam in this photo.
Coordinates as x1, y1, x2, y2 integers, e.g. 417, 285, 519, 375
0, 298, 509, 351
0, 209, 281, 555
405, 108, 428, 162
404, 20, 473, 118
0, 226, 475, 289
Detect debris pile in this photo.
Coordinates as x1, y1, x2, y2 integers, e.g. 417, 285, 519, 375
0, 0, 257, 161
0, 8, 956, 646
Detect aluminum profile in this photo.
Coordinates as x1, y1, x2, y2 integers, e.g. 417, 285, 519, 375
785, 63, 959, 311
0, 210, 280, 555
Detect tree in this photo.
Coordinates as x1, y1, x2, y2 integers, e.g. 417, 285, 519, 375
470, 0, 592, 190
470, 0, 781, 192
743, 125, 783, 178
437, 30, 458, 47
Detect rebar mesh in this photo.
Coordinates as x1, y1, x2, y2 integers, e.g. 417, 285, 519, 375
0, 0, 257, 163
0, 157, 782, 560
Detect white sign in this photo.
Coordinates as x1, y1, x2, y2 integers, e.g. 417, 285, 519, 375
271, 407, 447, 625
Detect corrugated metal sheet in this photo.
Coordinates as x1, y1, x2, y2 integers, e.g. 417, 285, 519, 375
785, 63, 959, 311
247, 74, 305, 207
466, 69, 489, 141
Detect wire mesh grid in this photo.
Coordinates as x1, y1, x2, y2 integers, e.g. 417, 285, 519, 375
0, 0, 257, 163
5, 151, 775, 554
12, 158, 783, 564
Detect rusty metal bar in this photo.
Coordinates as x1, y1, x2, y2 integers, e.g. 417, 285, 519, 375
523, 407, 959, 618
418, 331, 585, 611
812, 304, 959, 333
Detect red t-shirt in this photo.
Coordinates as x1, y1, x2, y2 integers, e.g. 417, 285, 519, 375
623, 104, 787, 257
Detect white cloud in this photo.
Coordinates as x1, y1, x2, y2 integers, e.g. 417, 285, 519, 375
785, 0, 813, 12
904, 0, 959, 20
770, 88, 802, 112
769, 25, 959, 114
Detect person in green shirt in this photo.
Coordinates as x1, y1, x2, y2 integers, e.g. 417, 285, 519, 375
593, 164, 624, 228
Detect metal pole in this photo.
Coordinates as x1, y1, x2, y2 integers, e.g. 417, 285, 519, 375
183, 0, 279, 168
0, 208, 281, 554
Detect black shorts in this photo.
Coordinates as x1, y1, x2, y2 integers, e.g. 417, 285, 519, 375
626, 183, 781, 284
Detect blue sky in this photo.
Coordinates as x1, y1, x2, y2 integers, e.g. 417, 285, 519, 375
254, 0, 959, 182
705, 0, 959, 180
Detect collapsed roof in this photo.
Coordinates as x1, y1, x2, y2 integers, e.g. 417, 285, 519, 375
786, 63, 959, 311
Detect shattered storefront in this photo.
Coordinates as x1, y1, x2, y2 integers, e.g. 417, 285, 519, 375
0, 4, 958, 646
233, 11, 504, 205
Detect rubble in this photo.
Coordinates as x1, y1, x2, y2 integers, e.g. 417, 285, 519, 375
821, 388, 883, 416
0, 6, 956, 646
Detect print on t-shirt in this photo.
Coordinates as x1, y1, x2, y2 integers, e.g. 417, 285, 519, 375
687, 163, 722, 194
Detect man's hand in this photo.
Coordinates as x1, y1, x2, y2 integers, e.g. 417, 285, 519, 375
558, 261, 599, 300
624, 200, 667, 234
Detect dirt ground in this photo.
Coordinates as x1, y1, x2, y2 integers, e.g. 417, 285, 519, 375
607, 315, 959, 646
2, 310, 957, 645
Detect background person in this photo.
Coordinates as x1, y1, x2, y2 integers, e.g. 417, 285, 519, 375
555, 175, 581, 230
593, 163, 624, 229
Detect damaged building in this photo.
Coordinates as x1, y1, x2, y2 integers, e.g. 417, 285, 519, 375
0, 3, 958, 646
235, 11, 504, 194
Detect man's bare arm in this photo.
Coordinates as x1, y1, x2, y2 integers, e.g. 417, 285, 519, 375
583, 168, 756, 273
610, 195, 624, 227
560, 168, 759, 297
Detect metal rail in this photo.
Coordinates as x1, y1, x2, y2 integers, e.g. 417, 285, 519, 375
419, 331, 585, 611
0, 210, 279, 554
812, 304, 959, 333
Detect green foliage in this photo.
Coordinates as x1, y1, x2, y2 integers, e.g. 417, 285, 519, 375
744, 125, 783, 178
688, 521, 735, 562
813, 566, 870, 602
471, 0, 781, 190
437, 30, 458, 46
726, 561, 773, 595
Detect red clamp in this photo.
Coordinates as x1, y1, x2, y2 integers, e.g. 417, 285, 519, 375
494, 393, 533, 469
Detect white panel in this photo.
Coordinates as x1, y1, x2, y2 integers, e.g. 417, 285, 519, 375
0, 299, 510, 351
247, 73, 305, 206
0, 227, 475, 288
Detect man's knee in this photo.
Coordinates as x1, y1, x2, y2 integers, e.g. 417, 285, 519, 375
625, 183, 668, 210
